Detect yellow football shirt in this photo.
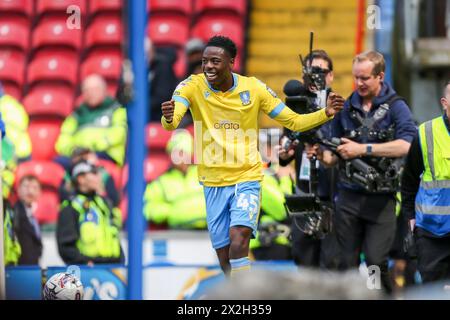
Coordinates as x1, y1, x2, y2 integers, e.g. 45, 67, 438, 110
162, 73, 332, 187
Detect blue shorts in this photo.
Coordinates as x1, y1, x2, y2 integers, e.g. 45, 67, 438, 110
203, 181, 261, 249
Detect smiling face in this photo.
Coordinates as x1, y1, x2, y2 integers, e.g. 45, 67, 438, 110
202, 46, 234, 90
352, 59, 384, 99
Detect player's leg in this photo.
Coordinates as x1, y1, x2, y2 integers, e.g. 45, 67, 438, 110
229, 181, 261, 276
215, 245, 231, 275
229, 226, 252, 258
203, 185, 233, 275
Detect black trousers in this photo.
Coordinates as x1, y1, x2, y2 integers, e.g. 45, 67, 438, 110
291, 214, 341, 269
335, 189, 397, 292
415, 227, 450, 283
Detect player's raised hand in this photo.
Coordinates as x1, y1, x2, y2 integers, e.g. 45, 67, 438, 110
161, 100, 175, 122
325, 93, 345, 117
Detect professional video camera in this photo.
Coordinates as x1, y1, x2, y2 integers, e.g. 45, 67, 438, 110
282, 32, 332, 152
284, 191, 333, 240
282, 32, 334, 238
316, 130, 404, 193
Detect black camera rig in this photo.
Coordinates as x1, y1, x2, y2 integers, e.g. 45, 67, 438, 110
316, 130, 404, 193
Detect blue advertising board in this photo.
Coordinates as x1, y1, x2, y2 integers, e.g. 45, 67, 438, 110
6, 266, 42, 300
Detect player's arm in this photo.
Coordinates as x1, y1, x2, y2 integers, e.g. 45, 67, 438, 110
161, 78, 193, 130
161, 99, 188, 130
259, 81, 344, 132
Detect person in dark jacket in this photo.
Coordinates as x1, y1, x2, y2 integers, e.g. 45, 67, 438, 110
14, 175, 43, 265
315, 51, 417, 293
145, 37, 178, 122
278, 50, 341, 269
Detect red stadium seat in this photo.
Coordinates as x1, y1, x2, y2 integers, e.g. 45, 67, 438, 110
27, 49, 78, 86
36, 0, 87, 16
1, 82, 21, 100
74, 94, 83, 108
97, 158, 122, 190
0, 16, 29, 51
34, 190, 60, 224
118, 195, 127, 223
191, 14, 243, 49
144, 153, 171, 182
32, 16, 82, 51
0, 52, 25, 86
23, 85, 73, 118
121, 163, 128, 188
148, 0, 192, 16
146, 122, 173, 150
107, 81, 118, 97
28, 120, 62, 161
173, 48, 186, 79
80, 49, 122, 82
232, 53, 242, 73
194, 0, 246, 16
0, 0, 33, 17
85, 14, 123, 49
89, 0, 123, 16
15, 160, 65, 190
147, 14, 189, 47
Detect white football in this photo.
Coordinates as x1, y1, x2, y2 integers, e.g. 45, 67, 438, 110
43, 272, 84, 300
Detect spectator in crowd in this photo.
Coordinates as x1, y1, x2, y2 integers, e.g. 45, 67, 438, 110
185, 38, 205, 76
59, 147, 120, 207
55, 74, 128, 168
0, 83, 32, 161
1, 112, 21, 266
144, 130, 207, 229
14, 175, 43, 265
146, 37, 178, 122
3, 200, 21, 266
57, 160, 124, 265
2, 136, 17, 200
177, 38, 206, 128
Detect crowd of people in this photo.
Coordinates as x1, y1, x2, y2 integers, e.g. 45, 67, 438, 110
1, 36, 206, 268
2, 33, 449, 298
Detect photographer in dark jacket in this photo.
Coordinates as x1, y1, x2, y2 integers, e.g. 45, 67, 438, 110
279, 50, 342, 269
315, 51, 417, 293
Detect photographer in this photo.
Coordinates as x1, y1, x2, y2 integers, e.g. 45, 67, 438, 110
279, 50, 342, 269
314, 51, 417, 293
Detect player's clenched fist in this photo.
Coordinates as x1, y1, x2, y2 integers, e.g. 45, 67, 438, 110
161, 100, 175, 122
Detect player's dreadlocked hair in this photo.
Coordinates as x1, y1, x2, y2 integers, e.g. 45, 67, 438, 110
205, 36, 237, 59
